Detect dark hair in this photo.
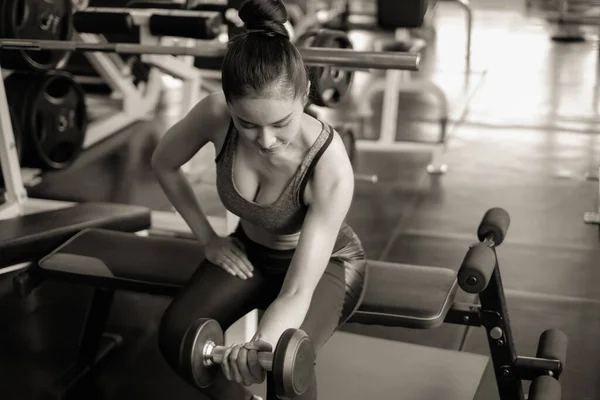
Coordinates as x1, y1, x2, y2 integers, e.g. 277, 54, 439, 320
221, 0, 308, 103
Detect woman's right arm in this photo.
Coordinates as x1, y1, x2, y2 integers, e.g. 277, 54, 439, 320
151, 93, 228, 246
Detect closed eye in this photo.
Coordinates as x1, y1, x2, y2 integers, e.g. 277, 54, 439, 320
274, 121, 291, 128
241, 120, 291, 129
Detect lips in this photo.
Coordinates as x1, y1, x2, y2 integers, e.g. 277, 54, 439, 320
259, 144, 281, 154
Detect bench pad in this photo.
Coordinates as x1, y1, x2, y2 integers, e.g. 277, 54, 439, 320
1, 203, 151, 268
39, 228, 458, 329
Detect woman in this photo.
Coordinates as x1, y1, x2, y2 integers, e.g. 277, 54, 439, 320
151, 0, 366, 398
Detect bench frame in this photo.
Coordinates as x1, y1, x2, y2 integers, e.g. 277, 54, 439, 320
443, 247, 564, 399
19, 231, 565, 400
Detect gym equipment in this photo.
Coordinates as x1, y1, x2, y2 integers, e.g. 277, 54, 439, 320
296, 29, 354, 108
538, 0, 598, 42
72, 7, 223, 40
0, 5, 419, 71
0, 108, 22, 185
337, 125, 356, 167
4, 70, 87, 170
18, 207, 566, 400
291, 0, 350, 39
378, 0, 428, 29
0, 0, 74, 71
584, 167, 600, 224
181, 318, 314, 398
0, 37, 420, 71
355, 0, 449, 175
1, 202, 151, 272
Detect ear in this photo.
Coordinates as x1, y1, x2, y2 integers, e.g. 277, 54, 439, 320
304, 81, 311, 104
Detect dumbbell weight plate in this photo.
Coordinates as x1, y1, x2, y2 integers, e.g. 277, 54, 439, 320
273, 329, 315, 399
181, 318, 224, 388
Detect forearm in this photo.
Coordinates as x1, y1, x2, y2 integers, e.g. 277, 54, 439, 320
252, 293, 312, 346
154, 167, 217, 246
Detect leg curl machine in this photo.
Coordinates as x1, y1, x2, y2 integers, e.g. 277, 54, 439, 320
8, 206, 567, 400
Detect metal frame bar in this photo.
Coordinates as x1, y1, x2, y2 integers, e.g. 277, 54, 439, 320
0, 66, 27, 220
355, 30, 449, 174
76, 32, 162, 150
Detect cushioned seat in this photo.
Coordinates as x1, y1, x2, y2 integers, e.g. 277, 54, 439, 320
347, 261, 457, 329
39, 228, 459, 329
0, 203, 151, 268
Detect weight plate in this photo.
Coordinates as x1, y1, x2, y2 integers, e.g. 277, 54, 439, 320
273, 329, 315, 398
5, 70, 87, 170
180, 318, 224, 389
297, 29, 354, 108
0, 0, 74, 71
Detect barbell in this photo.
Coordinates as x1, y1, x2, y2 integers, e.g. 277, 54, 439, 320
0, 38, 420, 72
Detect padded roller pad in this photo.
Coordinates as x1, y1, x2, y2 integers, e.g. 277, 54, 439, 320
377, 0, 428, 30
347, 261, 458, 329
148, 12, 222, 39
39, 230, 459, 329
0, 203, 150, 268
73, 11, 135, 35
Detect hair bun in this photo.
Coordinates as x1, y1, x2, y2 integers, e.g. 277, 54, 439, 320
238, 0, 289, 38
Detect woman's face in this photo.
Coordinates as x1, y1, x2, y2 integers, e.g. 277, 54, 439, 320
228, 92, 307, 156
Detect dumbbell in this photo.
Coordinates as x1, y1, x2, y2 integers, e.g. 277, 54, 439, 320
181, 318, 315, 399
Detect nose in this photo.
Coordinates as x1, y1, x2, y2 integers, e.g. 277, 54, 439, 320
256, 131, 276, 149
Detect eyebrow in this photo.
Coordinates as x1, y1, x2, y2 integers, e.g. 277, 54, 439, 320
237, 111, 294, 126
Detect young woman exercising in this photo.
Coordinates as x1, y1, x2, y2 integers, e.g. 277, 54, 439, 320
151, 0, 366, 398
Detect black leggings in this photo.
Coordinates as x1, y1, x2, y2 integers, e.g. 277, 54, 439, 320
158, 223, 366, 400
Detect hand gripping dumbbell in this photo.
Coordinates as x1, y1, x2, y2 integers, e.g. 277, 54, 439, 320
180, 318, 315, 399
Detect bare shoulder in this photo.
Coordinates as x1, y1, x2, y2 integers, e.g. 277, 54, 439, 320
188, 92, 231, 140
151, 92, 231, 169
303, 119, 354, 205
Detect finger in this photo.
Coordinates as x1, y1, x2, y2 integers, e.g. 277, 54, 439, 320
245, 340, 273, 353
216, 257, 237, 277
223, 254, 251, 280
221, 346, 233, 381
236, 346, 254, 386
226, 245, 253, 273
229, 345, 244, 384
247, 349, 265, 384
229, 245, 254, 273
219, 254, 245, 279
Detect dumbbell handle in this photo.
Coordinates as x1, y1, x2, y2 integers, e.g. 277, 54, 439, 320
203, 341, 273, 370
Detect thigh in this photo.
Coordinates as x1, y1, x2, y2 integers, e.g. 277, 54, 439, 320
159, 258, 268, 369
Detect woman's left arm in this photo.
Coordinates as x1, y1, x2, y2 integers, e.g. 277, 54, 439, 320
252, 134, 355, 346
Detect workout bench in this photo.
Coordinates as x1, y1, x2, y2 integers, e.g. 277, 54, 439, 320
14, 208, 566, 400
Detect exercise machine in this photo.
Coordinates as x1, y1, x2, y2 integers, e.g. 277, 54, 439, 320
11, 207, 568, 400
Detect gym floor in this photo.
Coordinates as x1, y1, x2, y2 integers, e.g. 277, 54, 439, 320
2, 0, 600, 399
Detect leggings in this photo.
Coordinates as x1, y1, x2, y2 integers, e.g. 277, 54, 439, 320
158, 223, 367, 400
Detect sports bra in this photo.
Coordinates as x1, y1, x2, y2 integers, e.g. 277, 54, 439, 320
215, 119, 334, 235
